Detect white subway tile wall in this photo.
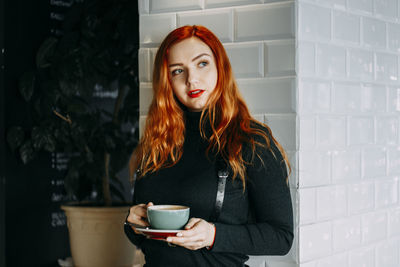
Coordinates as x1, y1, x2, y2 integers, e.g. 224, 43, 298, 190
139, 1, 296, 266
298, 0, 400, 266
139, 0, 400, 265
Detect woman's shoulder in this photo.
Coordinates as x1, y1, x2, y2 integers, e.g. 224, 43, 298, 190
248, 120, 272, 144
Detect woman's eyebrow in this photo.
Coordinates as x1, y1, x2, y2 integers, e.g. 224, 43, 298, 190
168, 53, 211, 68
191, 53, 211, 62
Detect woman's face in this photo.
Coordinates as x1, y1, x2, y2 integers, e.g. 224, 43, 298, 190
167, 37, 218, 112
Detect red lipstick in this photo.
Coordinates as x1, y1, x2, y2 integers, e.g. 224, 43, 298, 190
188, 89, 205, 98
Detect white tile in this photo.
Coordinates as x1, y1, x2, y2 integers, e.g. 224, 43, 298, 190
362, 211, 387, 243
299, 222, 332, 262
332, 82, 362, 113
299, 80, 330, 113
253, 114, 264, 123
316, 116, 346, 148
348, 116, 374, 145
362, 147, 386, 178
224, 42, 263, 78
376, 116, 399, 145
316, 0, 346, 8
177, 9, 233, 42
360, 84, 386, 113
375, 53, 398, 82
237, 78, 295, 114
348, 49, 374, 81
316, 253, 348, 267
299, 188, 316, 224
298, 42, 315, 75
376, 239, 400, 267
332, 150, 361, 181
375, 0, 398, 19
265, 114, 296, 151
139, 0, 150, 14
349, 246, 375, 267
149, 48, 158, 81
317, 185, 347, 220
299, 3, 331, 41
348, 0, 373, 13
388, 86, 400, 113
139, 48, 150, 83
333, 11, 360, 44
265, 260, 297, 267
388, 147, 400, 175
388, 208, 400, 236
245, 256, 266, 267
376, 178, 398, 209
140, 14, 176, 46
139, 115, 147, 137
348, 181, 374, 214
299, 151, 331, 187
265, 41, 295, 77
300, 262, 317, 267
150, 0, 202, 13
299, 116, 316, 149
388, 23, 400, 53
333, 216, 362, 251
139, 83, 153, 115
316, 44, 346, 78
362, 17, 386, 48
205, 0, 262, 8
235, 3, 295, 41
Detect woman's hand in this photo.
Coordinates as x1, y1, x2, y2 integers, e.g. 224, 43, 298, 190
126, 202, 153, 234
166, 218, 216, 250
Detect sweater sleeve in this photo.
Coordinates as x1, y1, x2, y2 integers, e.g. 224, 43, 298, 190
123, 178, 146, 248
211, 137, 294, 255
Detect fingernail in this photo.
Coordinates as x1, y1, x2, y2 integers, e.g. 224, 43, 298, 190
166, 237, 172, 242
177, 232, 182, 237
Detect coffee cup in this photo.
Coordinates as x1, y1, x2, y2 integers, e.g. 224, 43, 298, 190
147, 205, 190, 230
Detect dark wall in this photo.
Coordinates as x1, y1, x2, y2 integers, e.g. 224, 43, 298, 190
3, 1, 139, 266
1, 0, 5, 265
4, 1, 70, 266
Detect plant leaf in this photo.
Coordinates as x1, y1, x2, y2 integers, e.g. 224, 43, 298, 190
31, 127, 56, 152
36, 37, 58, 68
19, 140, 36, 164
19, 71, 35, 102
7, 126, 25, 152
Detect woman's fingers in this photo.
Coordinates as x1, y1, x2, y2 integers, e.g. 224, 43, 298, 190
166, 218, 215, 250
184, 217, 201, 230
127, 203, 153, 227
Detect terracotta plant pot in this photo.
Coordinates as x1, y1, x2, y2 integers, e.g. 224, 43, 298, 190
61, 205, 135, 267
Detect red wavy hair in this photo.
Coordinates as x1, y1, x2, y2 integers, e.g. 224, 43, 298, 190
130, 25, 290, 187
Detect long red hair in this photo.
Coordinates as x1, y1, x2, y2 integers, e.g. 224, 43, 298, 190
130, 25, 290, 187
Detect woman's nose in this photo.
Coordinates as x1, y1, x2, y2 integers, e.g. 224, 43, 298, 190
186, 69, 199, 87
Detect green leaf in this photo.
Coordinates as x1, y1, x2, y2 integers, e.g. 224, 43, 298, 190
36, 37, 58, 68
31, 127, 56, 152
19, 71, 35, 102
19, 140, 36, 164
7, 126, 25, 152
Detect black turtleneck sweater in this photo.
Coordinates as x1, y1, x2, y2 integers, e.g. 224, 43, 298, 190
124, 112, 293, 267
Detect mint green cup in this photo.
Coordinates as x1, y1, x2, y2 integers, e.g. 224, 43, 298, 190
147, 205, 190, 230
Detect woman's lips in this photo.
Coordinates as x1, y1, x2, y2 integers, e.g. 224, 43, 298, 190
187, 89, 205, 98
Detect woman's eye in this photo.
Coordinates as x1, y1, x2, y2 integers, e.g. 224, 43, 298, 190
171, 69, 183, 76
199, 61, 208, 67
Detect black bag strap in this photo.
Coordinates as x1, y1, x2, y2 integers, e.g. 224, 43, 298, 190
209, 159, 229, 222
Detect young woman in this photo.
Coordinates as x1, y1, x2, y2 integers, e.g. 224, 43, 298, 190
124, 25, 293, 267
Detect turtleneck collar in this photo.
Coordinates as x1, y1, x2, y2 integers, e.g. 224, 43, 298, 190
184, 110, 202, 132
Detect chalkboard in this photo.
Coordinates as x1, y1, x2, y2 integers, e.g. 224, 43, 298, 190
4, 0, 138, 266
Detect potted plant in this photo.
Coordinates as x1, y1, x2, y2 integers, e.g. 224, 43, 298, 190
6, 0, 139, 266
